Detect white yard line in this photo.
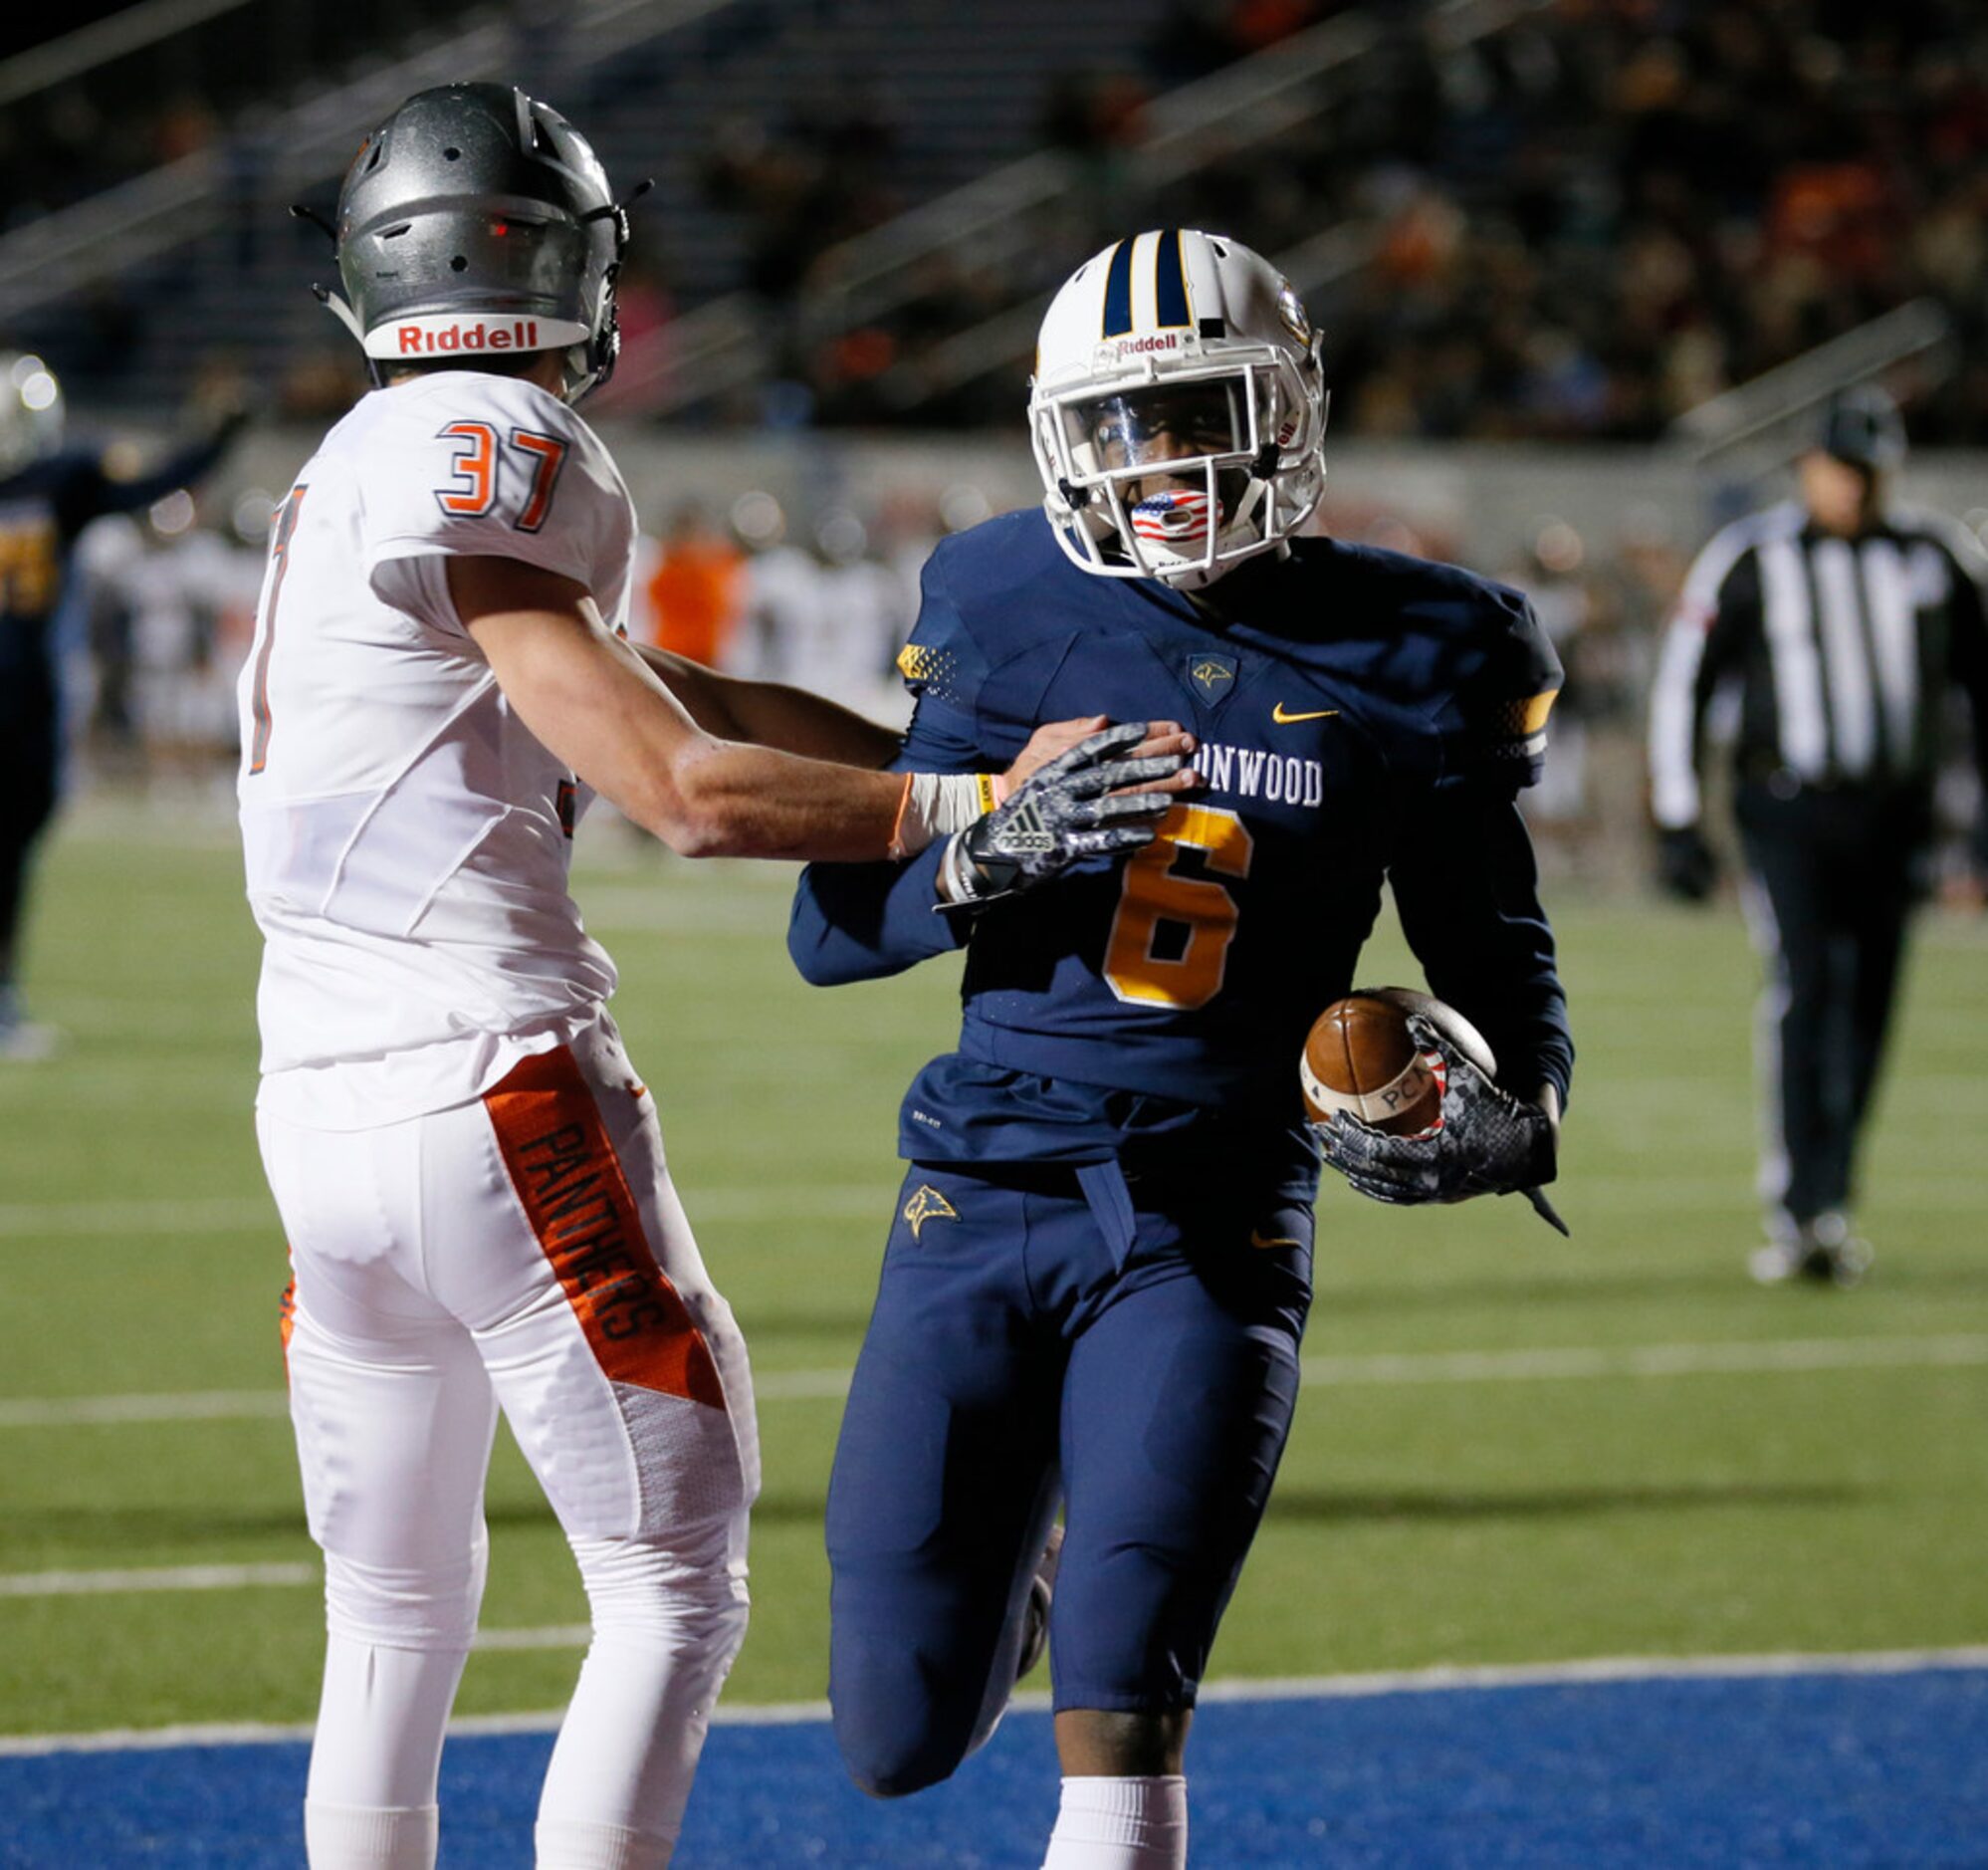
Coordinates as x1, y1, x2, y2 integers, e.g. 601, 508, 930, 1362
0, 1197, 276, 1238
1298, 1333, 1988, 1386
6, 1174, 1988, 1244
0, 1391, 290, 1427
0, 1185, 888, 1241
470, 1625, 591, 1653
8, 1646, 1988, 1756
0, 1563, 316, 1598
10, 1332, 1988, 1432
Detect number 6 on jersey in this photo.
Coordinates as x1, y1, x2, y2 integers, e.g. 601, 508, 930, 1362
1103, 803, 1253, 1009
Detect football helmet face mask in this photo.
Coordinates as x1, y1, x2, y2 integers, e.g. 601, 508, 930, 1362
1029, 230, 1328, 588
319, 83, 632, 403
0, 353, 64, 477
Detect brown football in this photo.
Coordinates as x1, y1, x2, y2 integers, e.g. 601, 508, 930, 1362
1299, 987, 1496, 1136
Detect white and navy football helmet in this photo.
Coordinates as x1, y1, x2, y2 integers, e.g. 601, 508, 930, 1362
0, 353, 64, 477
1029, 230, 1328, 588
313, 84, 635, 403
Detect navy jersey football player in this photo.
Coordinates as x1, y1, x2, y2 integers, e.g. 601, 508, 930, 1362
0, 356, 242, 1056
788, 231, 1572, 1867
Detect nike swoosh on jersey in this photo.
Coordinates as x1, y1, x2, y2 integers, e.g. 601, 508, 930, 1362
1271, 703, 1341, 724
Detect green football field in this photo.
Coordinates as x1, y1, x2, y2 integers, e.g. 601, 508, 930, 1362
4, 798, 1987, 1740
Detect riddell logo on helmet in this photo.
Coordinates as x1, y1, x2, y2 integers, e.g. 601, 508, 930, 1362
1106, 333, 1182, 360
393, 319, 542, 354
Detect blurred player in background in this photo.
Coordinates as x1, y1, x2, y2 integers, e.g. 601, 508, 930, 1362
0, 354, 241, 1057
244, 85, 1188, 1870
641, 500, 744, 669
790, 230, 1571, 1869
1650, 387, 1988, 1286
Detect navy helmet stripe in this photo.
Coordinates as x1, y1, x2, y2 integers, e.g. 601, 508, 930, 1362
1155, 229, 1190, 327
1101, 239, 1135, 338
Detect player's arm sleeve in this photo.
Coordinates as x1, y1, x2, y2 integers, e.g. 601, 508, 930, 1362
1649, 529, 1759, 830
788, 552, 991, 986
1404, 586, 1572, 1101
1391, 785, 1573, 1109
1431, 584, 1564, 799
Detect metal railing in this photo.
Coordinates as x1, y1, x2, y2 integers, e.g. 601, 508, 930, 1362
1668, 300, 1958, 466
613, 0, 1547, 416
0, 0, 741, 328
0, 0, 262, 110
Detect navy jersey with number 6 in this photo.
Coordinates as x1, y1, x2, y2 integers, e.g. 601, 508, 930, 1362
788, 507, 1572, 1196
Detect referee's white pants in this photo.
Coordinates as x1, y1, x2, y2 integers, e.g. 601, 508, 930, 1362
258, 1013, 758, 1870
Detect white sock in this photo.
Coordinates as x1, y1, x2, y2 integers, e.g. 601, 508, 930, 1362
303, 1798, 438, 1870
1041, 1775, 1189, 1869
535, 1815, 675, 1870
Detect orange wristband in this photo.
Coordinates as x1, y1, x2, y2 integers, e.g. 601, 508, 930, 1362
886, 772, 917, 861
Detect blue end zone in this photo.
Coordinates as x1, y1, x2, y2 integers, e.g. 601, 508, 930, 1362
7, 1667, 1988, 1866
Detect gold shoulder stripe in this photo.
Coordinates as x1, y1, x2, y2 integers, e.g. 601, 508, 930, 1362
1520, 689, 1560, 734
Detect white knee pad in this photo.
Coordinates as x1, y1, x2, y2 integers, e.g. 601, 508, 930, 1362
570, 1515, 749, 1645
323, 1530, 489, 1651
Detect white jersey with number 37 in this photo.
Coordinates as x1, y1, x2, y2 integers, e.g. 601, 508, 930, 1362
237, 371, 637, 1129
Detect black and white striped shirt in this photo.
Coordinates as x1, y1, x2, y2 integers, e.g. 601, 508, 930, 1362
1650, 499, 1988, 829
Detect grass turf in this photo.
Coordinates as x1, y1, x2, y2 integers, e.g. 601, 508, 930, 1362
2, 797, 1986, 1735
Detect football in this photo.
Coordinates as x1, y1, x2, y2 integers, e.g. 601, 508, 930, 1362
1300, 987, 1497, 1135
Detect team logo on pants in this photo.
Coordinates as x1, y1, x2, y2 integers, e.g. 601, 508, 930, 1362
903, 1184, 959, 1240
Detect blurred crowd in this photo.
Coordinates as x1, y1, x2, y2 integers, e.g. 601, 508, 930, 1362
0, 0, 484, 224
714, 0, 1988, 441
11, 0, 1988, 443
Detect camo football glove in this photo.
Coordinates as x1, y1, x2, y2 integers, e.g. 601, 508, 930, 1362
1315, 1017, 1560, 1215
940, 721, 1184, 905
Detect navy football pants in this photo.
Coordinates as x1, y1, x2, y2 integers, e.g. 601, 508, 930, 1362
826, 1158, 1311, 1797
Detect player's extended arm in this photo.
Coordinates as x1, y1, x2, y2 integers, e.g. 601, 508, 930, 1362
789, 709, 1201, 986
787, 712, 1196, 985
1390, 784, 1572, 1120
453, 556, 909, 860
632, 643, 903, 769
76, 411, 248, 528
1316, 793, 1567, 1224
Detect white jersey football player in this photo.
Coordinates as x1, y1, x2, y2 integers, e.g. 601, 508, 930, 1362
240, 84, 1193, 1870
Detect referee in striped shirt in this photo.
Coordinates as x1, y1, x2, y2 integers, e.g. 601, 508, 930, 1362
1649, 387, 1988, 1286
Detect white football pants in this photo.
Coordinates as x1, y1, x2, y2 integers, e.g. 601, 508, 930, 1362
258, 1014, 758, 1870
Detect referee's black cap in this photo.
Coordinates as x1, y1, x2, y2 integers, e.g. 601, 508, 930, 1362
1818, 385, 1907, 472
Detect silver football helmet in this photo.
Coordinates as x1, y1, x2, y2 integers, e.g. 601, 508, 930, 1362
320, 83, 633, 402
0, 353, 64, 477
1029, 230, 1328, 588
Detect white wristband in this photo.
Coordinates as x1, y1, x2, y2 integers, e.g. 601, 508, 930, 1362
889, 771, 1001, 860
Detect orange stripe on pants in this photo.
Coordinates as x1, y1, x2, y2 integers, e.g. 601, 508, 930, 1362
485, 1048, 726, 1410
